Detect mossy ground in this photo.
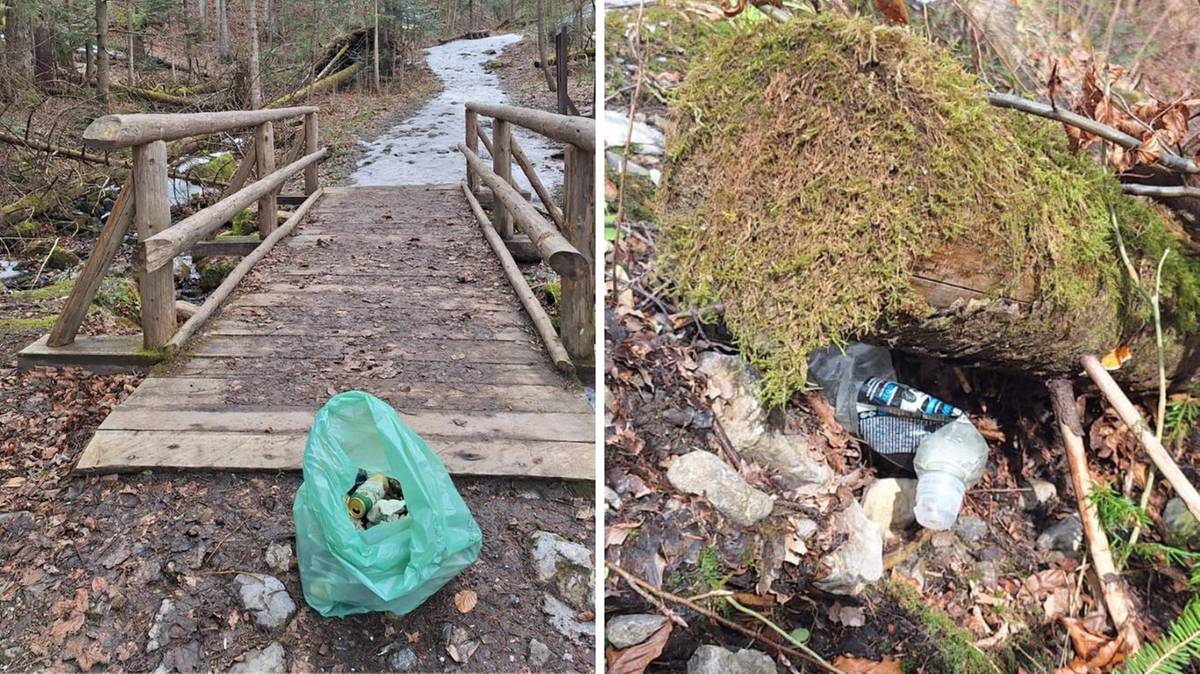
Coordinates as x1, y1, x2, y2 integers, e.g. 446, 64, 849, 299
658, 14, 1200, 405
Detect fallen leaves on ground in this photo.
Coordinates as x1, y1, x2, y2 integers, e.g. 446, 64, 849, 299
1054, 618, 1127, 673
453, 589, 477, 613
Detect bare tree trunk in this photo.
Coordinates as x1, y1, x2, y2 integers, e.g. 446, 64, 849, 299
247, 0, 261, 107
5, 2, 33, 88
373, 0, 381, 92
96, 0, 110, 107
218, 0, 230, 58
32, 23, 53, 85
535, 0, 555, 91
127, 1, 135, 87
198, 0, 206, 32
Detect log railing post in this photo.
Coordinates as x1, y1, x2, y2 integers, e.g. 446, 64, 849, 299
255, 121, 277, 235
303, 112, 319, 195
492, 118, 513, 239
561, 144, 595, 365
132, 140, 176, 349
465, 109, 480, 195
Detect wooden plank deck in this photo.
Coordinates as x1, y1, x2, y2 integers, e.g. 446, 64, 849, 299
76, 185, 594, 480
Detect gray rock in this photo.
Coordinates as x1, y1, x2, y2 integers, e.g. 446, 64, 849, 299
229, 641, 286, 674
861, 478, 918, 534
153, 641, 201, 674
955, 516, 988, 543
1037, 514, 1083, 553
528, 639, 551, 667
1165, 497, 1200, 549
264, 542, 291, 575
606, 614, 667, 648
146, 599, 175, 652
234, 574, 296, 628
667, 450, 775, 527
604, 486, 622, 513
687, 645, 777, 674
388, 646, 417, 672
603, 110, 666, 155
697, 353, 833, 485
1020, 479, 1058, 511
531, 531, 594, 612
813, 501, 884, 596
542, 593, 594, 644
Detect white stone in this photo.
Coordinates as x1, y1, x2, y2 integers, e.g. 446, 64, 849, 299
861, 478, 918, 533
606, 614, 667, 648
234, 574, 296, 628
667, 450, 775, 527
813, 501, 884, 596
228, 642, 286, 674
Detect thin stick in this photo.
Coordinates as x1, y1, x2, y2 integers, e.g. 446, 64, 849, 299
986, 92, 1200, 174
31, 237, 60, 288
1121, 183, 1200, 199
1082, 354, 1200, 524
725, 597, 841, 673
1047, 378, 1141, 650
608, 562, 690, 629
605, 562, 839, 673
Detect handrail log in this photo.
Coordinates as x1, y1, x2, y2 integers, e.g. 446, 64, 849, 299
461, 182, 574, 374
476, 126, 565, 229
167, 189, 324, 353
457, 144, 585, 278
141, 147, 328, 271
465, 102, 595, 152
82, 106, 319, 151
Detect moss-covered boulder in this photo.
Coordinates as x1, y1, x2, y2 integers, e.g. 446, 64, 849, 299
658, 14, 1200, 404
94, 276, 141, 324
197, 257, 238, 291
22, 240, 81, 270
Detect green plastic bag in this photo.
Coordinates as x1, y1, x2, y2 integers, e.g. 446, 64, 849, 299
294, 391, 482, 617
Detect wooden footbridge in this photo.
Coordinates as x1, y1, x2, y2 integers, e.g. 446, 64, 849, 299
19, 104, 596, 481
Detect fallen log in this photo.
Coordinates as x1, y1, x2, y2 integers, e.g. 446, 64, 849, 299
656, 14, 1200, 404
267, 61, 363, 108
112, 82, 196, 107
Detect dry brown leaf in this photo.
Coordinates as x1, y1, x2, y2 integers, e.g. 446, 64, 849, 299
406, 631, 420, 643
832, 655, 903, 673
606, 622, 673, 674
873, 0, 909, 24
453, 589, 478, 614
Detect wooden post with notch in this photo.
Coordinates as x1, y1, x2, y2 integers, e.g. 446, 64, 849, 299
256, 121, 277, 235
465, 109, 480, 195
492, 118, 513, 239
561, 144, 594, 365
133, 141, 176, 349
304, 112, 320, 195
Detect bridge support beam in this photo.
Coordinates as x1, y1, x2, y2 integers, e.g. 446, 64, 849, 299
492, 119, 513, 239
561, 145, 595, 367
256, 121, 278, 236
133, 140, 176, 350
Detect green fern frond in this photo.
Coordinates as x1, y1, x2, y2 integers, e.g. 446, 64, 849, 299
1092, 481, 1152, 532
1166, 397, 1200, 448
1120, 597, 1200, 674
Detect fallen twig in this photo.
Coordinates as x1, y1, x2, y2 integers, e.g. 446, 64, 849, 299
1121, 183, 1200, 199
605, 562, 839, 672
1082, 354, 1200, 524
30, 237, 59, 287
1047, 378, 1141, 650
986, 92, 1200, 174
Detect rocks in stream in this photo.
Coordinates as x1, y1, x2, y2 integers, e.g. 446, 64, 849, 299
813, 501, 884, 596
667, 450, 775, 527
697, 353, 833, 486
687, 645, 777, 674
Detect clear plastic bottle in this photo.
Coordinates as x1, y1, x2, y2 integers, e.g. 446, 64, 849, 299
807, 343, 897, 431
912, 417, 988, 530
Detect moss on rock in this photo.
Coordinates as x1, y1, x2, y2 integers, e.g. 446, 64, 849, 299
658, 14, 1200, 405
198, 257, 237, 291
94, 276, 141, 324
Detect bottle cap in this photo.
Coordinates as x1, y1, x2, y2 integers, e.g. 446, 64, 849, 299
914, 470, 965, 530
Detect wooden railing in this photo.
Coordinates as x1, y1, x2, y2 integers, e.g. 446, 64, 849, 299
457, 102, 595, 372
46, 106, 326, 354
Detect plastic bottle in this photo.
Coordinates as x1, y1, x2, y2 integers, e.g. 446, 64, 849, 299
912, 417, 988, 530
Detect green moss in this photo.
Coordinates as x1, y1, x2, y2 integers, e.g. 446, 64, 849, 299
94, 276, 141, 323
230, 209, 257, 236
12, 220, 40, 238
198, 257, 237, 291
192, 152, 237, 182
22, 240, 80, 270
11, 278, 75, 301
658, 14, 1200, 405
885, 580, 1006, 673
0, 315, 56, 334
